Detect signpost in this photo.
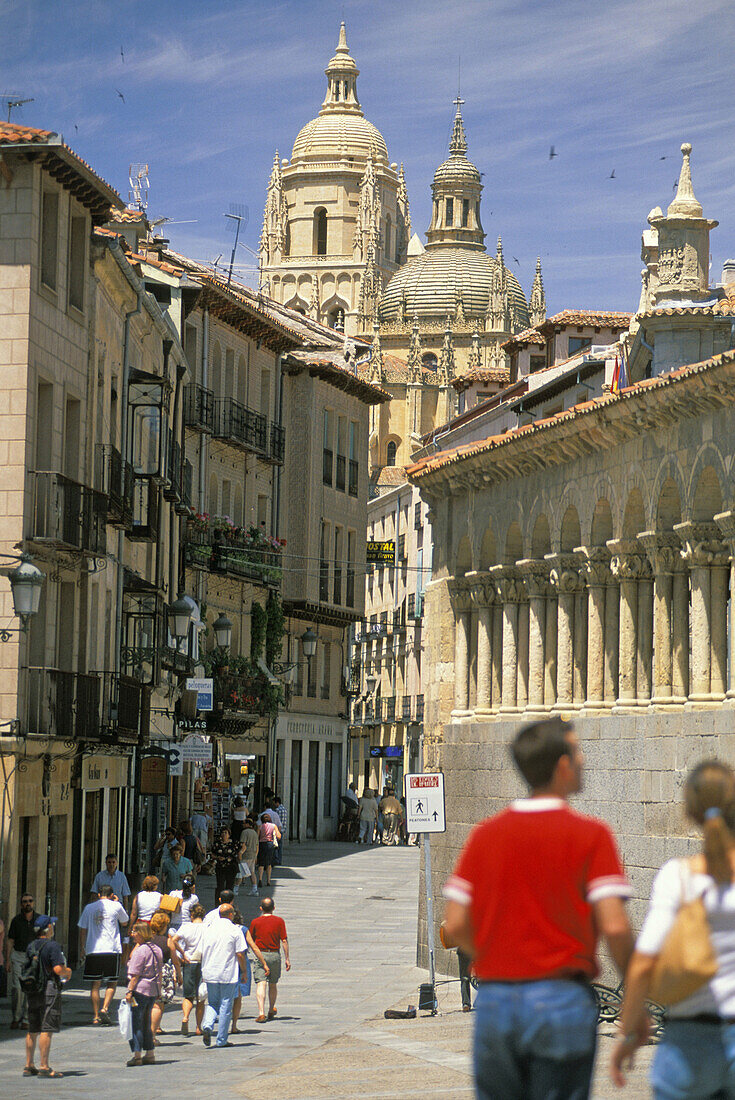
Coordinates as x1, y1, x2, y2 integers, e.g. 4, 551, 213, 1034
366, 540, 396, 566
166, 744, 183, 777
404, 772, 446, 1014
185, 677, 214, 712
180, 734, 213, 764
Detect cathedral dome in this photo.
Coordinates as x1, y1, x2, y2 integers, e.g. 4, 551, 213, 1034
291, 114, 388, 165
379, 247, 530, 327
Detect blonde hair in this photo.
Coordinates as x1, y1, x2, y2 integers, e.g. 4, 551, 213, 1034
149, 911, 170, 935
685, 759, 735, 884
132, 921, 152, 942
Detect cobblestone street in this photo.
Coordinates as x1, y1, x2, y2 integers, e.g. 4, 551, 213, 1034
0, 842, 654, 1098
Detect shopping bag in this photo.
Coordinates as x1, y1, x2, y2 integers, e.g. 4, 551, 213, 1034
118, 999, 133, 1041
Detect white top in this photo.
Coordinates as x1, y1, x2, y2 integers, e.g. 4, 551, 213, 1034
232, 807, 247, 821
191, 813, 211, 830
259, 809, 283, 830
78, 898, 128, 954
200, 917, 247, 984
638, 857, 735, 1018
136, 890, 162, 921
168, 891, 199, 928
91, 869, 131, 899
173, 921, 204, 962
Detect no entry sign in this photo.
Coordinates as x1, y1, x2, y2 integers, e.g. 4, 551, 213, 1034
404, 772, 446, 833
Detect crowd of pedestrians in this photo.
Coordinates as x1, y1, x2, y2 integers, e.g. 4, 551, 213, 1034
3, 793, 292, 1078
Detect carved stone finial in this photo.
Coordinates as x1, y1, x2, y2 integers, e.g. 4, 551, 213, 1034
667, 142, 703, 219
530, 256, 546, 326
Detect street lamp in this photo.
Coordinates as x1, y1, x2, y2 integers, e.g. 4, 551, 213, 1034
365, 673, 377, 695
300, 627, 317, 659
168, 592, 194, 645
213, 612, 233, 650
9, 554, 44, 625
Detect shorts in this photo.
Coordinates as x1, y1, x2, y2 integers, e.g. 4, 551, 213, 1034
182, 961, 202, 1001
257, 841, 277, 869
83, 952, 120, 983
252, 950, 281, 984
27, 983, 62, 1034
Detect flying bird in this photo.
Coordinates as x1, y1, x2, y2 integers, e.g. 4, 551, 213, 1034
549, 145, 558, 160
513, 256, 520, 265
121, 46, 124, 63
74, 123, 78, 133
116, 89, 125, 103
659, 155, 668, 160
608, 169, 616, 179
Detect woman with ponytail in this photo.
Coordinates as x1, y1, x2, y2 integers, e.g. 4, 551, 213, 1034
611, 759, 735, 1097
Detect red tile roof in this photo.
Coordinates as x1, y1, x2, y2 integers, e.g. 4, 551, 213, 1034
407, 348, 735, 480
285, 349, 390, 404
110, 207, 146, 224
641, 299, 735, 318
502, 326, 546, 351
452, 367, 509, 390
503, 310, 632, 352
0, 121, 122, 217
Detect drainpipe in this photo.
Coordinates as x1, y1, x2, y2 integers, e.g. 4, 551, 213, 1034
274, 352, 285, 540
198, 310, 209, 513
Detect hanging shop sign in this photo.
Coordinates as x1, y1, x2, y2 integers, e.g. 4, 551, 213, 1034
139, 754, 168, 796
185, 677, 214, 712
366, 540, 396, 566
181, 734, 213, 763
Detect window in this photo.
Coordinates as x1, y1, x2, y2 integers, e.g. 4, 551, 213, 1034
320, 521, 329, 602
67, 214, 86, 311
314, 207, 328, 255
295, 637, 304, 695
386, 441, 397, 467
336, 416, 346, 491
462, 199, 469, 228
40, 190, 59, 290
530, 355, 545, 373
260, 368, 270, 419
445, 198, 453, 225
385, 215, 392, 259
421, 352, 438, 371
568, 335, 592, 355
348, 422, 358, 496
307, 640, 317, 697
63, 397, 80, 480
225, 349, 235, 398
257, 494, 268, 530
414, 502, 422, 529
321, 642, 331, 699
221, 479, 231, 519
323, 410, 333, 486
333, 526, 343, 605
184, 325, 198, 382
346, 530, 356, 607
283, 221, 291, 256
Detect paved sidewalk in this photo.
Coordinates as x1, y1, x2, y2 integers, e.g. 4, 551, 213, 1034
0, 842, 425, 1098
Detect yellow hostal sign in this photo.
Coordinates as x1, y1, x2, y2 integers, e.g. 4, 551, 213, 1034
366, 540, 395, 565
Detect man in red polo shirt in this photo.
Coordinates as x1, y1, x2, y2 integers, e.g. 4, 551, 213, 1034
249, 897, 290, 1023
443, 718, 637, 1100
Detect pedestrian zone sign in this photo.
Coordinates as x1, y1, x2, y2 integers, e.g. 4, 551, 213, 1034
186, 677, 214, 711
404, 772, 446, 833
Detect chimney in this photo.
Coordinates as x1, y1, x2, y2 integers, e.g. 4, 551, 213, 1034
722, 259, 735, 286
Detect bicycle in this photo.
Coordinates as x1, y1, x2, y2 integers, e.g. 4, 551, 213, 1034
590, 979, 666, 1041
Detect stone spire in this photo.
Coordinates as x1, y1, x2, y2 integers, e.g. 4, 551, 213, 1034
668, 143, 703, 218
529, 257, 546, 325
449, 96, 468, 156
407, 314, 422, 383
396, 163, 412, 262
438, 316, 455, 383
322, 22, 361, 114
369, 320, 384, 383
260, 150, 288, 262
648, 142, 718, 305
468, 324, 482, 371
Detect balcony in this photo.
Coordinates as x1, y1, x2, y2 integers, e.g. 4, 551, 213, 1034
348, 459, 358, 497
177, 459, 194, 516
336, 454, 346, 492
163, 437, 183, 502
95, 445, 134, 528
29, 471, 107, 555
414, 502, 423, 530
210, 664, 281, 721
416, 694, 424, 721
319, 559, 329, 602
26, 668, 101, 741
346, 567, 355, 608
183, 384, 214, 432
213, 397, 267, 456
99, 672, 146, 741
129, 476, 160, 542
184, 520, 283, 587
402, 695, 412, 721
384, 695, 395, 721
322, 448, 333, 487
269, 423, 286, 465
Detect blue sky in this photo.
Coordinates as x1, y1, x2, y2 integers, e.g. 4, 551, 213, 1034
2, 0, 734, 314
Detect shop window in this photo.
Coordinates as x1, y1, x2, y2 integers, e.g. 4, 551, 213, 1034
40, 190, 59, 290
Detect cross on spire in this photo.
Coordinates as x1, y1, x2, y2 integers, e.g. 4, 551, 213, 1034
449, 97, 468, 157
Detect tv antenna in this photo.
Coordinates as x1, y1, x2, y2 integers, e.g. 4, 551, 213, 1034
224, 203, 248, 287
128, 163, 150, 211
2, 94, 34, 122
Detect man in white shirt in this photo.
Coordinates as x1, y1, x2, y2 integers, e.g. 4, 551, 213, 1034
90, 854, 131, 912
200, 904, 268, 1048
168, 875, 199, 929
190, 811, 212, 851
77, 885, 128, 1025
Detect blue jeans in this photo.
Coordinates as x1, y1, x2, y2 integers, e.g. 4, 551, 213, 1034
129, 991, 155, 1054
202, 981, 238, 1046
473, 979, 598, 1100
652, 1019, 735, 1098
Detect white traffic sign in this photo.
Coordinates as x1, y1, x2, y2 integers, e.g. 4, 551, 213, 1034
404, 772, 446, 833
186, 677, 214, 712
166, 745, 183, 777
180, 734, 213, 763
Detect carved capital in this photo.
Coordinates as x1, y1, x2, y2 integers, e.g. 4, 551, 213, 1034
517, 558, 551, 599
715, 510, 735, 553
674, 522, 730, 568
488, 564, 524, 604
545, 553, 584, 595
448, 577, 473, 613
575, 545, 611, 588
607, 539, 651, 581
467, 572, 497, 609
638, 530, 684, 574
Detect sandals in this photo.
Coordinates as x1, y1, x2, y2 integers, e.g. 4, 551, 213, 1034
126, 1057, 142, 1067
267, 1009, 277, 1019
23, 1067, 38, 1076
38, 1069, 63, 1078
255, 1015, 267, 1023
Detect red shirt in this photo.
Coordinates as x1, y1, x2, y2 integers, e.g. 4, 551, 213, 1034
444, 798, 631, 981
249, 914, 287, 953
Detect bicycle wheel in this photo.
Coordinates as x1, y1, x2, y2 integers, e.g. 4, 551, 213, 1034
591, 982, 623, 1022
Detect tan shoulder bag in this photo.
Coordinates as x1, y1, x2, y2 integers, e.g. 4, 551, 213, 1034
649, 858, 718, 1006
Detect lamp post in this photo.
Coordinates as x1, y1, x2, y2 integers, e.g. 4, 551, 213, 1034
0, 552, 44, 640
213, 612, 233, 650
300, 627, 317, 660
168, 592, 194, 648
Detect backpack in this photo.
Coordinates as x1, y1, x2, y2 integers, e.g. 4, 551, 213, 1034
19, 944, 46, 994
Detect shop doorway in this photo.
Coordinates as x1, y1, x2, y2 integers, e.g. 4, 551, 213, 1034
306, 740, 319, 839
82, 790, 103, 898
45, 815, 67, 920
289, 741, 302, 841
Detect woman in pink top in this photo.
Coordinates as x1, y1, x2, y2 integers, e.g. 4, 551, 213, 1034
256, 813, 281, 888
125, 922, 163, 1067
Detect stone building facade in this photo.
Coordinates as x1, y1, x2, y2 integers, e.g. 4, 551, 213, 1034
407, 143, 735, 971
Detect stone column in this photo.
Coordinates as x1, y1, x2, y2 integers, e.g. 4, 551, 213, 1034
577, 546, 610, 708
675, 522, 727, 704
715, 511, 735, 701
671, 567, 689, 702
449, 579, 472, 715
491, 601, 503, 710
518, 559, 550, 714
544, 592, 557, 708
608, 539, 646, 707
636, 556, 654, 705
517, 596, 529, 711
573, 581, 588, 707
490, 565, 523, 713
604, 574, 620, 705
639, 531, 680, 706
546, 554, 582, 710
470, 577, 495, 716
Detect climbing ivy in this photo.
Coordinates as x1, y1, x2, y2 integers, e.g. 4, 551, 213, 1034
265, 591, 285, 666
250, 602, 267, 660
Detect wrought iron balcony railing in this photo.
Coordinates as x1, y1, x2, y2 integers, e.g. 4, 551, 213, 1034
212, 397, 267, 455
95, 445, 134, 528
29, 471, 107, 555
183, 384, 214, 432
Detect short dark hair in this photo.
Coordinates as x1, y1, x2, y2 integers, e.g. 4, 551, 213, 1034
217, 889, 234, 905
99, 885, 114, 898
511, 718, 574, 789
105, 853, 117, 861
190, 904, 206, 920
260, 896, 275, 913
